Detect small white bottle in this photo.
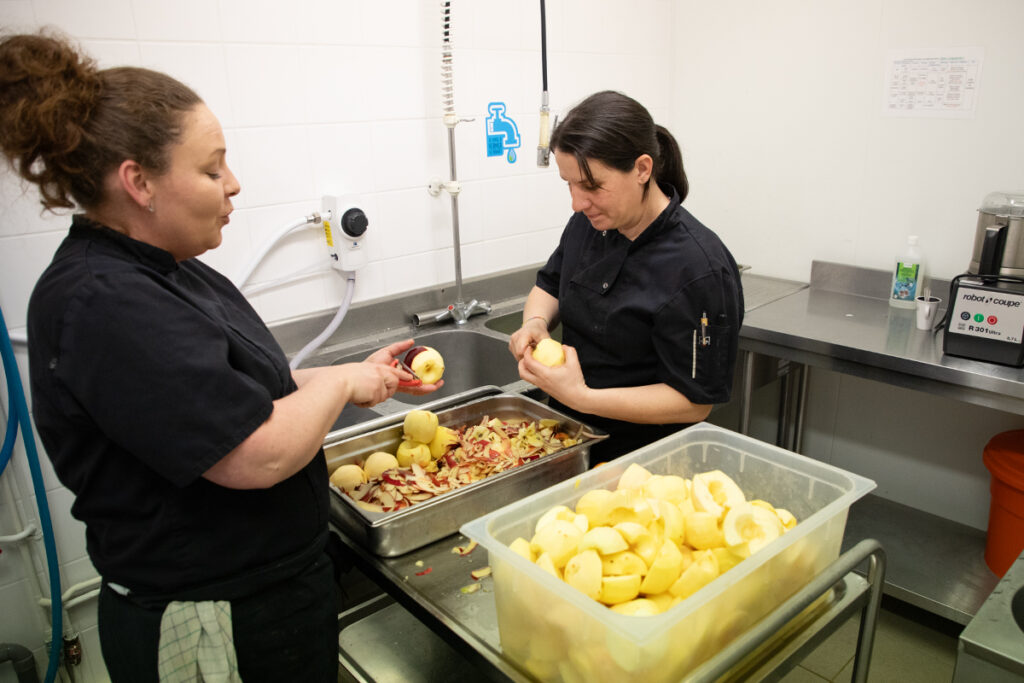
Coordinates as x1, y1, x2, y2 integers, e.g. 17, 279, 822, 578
889, 235, 925, 309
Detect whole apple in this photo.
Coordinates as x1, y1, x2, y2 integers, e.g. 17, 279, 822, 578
404, 345, 445, 384
532, 338, 566, 367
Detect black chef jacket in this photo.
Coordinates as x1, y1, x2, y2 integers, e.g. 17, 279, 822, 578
27, 216, 328, 598
537, 184, 744, 460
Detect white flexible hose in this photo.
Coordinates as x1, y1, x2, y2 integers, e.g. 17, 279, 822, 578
241, 265, 331, 296
233, 216, 314, 290
288, 272, 356, 370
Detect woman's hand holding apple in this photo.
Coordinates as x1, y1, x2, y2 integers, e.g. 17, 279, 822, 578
518, 343, 589, 410
336, 361, 404, 408
509, 316, 549, 360
363, 338, 444, 395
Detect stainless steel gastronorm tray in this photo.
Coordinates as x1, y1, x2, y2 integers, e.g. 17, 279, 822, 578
323, 388, 606, 557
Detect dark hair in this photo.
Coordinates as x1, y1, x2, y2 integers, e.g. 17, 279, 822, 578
550, 90, 688, 201
0, 30, 202, 211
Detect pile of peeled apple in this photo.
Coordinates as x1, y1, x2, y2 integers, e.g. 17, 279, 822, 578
329, 408, 580, 512
508, 463, 797, 615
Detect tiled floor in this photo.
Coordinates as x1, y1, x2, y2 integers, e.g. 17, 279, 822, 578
779, 596, 962, 682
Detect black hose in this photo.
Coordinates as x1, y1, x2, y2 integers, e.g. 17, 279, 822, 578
540, 0, 548, 92
0, 643, 40, 683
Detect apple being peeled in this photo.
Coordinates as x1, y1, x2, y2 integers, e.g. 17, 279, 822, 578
532, 338, 566, 367
405, 346, 445, 384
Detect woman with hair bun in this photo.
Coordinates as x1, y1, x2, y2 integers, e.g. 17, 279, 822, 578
509, 91, 744, 463
0, 31, 437, 682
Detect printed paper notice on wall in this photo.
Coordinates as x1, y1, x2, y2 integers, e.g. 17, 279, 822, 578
883, 47, 983, 118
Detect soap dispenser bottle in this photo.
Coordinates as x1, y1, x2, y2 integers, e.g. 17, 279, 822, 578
889, 235, 925, 309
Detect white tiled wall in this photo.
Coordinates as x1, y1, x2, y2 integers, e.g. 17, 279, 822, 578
0, 1, 674, 680
672, 0, 1024, 283
671, 0, 1024, 542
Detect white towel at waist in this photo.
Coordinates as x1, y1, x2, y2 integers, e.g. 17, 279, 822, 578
157, 600, 242, 683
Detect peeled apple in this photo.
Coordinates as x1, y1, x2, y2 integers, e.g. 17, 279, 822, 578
639, 540, 684, 595
692, 470, 746, 519
532, 338, 566, 367
535, 505, 576, 535
642, 474, 689, 503
395, 440, 431, 468
403, 409, 439, 443
723, 502, 784, 555
508, 466, 799, 617
530, 519, 583, 569
564, 549, 603, 601
601, 551, 648, 577
600, 574, 642, 605
509, 537, 535, 562
329, 464, 366, 492
616, 463, 653, 491
578, 526, 629, 555
428, 425, 460, 458
363, 451, 399, 479
575, 489, 616, 526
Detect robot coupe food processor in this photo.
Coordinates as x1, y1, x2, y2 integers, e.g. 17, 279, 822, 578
943, 191, 1024, 367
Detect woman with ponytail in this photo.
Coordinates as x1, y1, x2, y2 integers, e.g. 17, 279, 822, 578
510, 91, 744, 463
0, 31, 434, 682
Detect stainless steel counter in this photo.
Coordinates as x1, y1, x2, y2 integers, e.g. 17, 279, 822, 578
741, 261, 1024, 416
954, 548, 1024, 680
737, 260, 1016, 625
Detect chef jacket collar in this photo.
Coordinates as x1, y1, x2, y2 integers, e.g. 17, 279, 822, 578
572, 182, 681, 296
70, 214, 179, 274
628, 182, 681, 251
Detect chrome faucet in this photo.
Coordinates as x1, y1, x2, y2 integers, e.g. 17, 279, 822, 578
412, 298, 492, 327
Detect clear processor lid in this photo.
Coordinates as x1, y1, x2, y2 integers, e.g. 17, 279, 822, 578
980, 191, 1024, 217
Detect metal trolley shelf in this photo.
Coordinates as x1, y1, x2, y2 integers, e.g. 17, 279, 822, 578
335, 526, 886, 683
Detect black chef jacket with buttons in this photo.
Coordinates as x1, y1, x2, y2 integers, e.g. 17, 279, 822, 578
536, 184, 744, 459
27, 216, 328, 598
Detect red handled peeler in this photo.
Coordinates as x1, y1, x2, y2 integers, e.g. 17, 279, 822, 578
391, 358, 422, 387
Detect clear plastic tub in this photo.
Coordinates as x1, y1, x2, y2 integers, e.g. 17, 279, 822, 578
460, 423, 876, 682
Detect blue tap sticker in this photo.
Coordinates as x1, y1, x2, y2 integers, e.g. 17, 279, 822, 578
485, 102, 521, 163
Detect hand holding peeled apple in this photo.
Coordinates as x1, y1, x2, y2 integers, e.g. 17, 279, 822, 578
518, 338, 591, 410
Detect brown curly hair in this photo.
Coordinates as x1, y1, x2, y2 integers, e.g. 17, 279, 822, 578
0, 30, 202, 211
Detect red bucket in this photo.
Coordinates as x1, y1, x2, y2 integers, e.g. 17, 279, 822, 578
982, 430, 1024, 577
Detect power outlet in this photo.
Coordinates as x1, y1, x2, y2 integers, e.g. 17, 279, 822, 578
320, 195, 368, 271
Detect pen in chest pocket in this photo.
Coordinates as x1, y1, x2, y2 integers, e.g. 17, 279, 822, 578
693, 311, 711, 379
692, 330, 697, 378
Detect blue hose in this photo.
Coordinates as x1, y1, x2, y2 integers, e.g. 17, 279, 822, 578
0, 307, 62, 683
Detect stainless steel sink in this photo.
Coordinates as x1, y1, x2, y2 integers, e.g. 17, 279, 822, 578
483, 311, 562, 341
329, 404, 385, 431
329, 329, 520, 406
